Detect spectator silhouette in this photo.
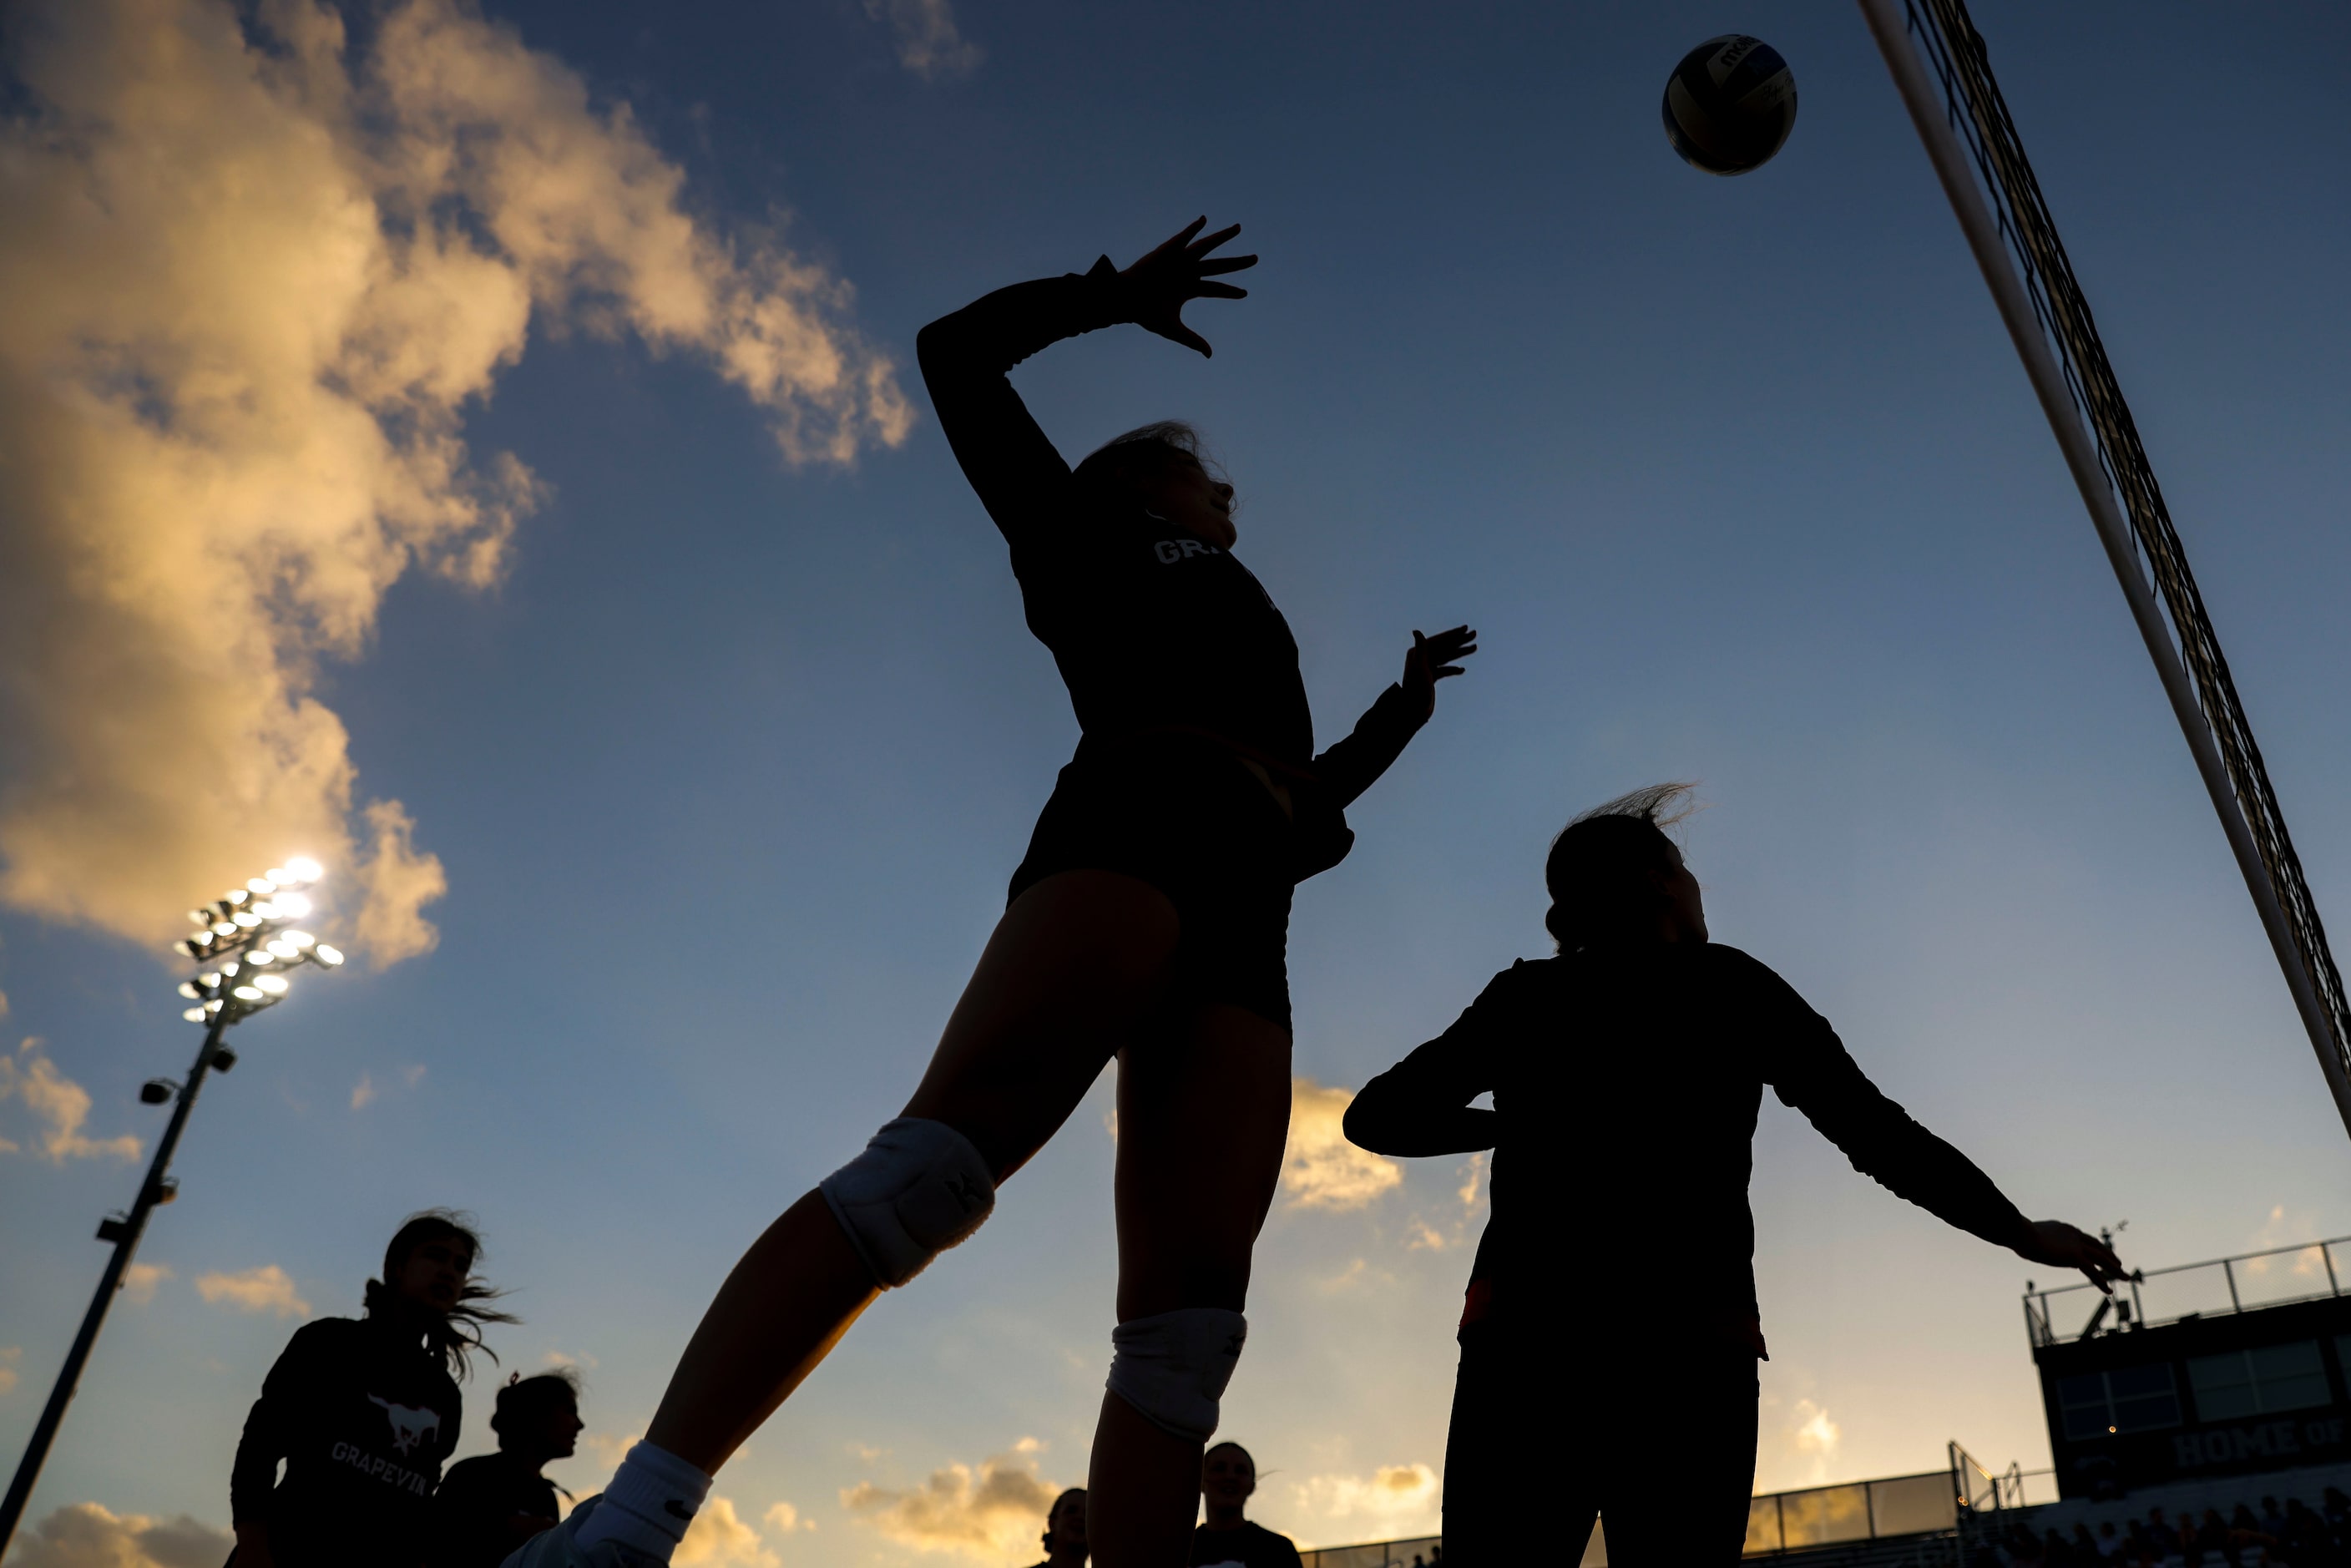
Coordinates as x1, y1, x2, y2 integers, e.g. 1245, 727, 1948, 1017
430, 1369, 584, 1567
1189, 1444, 1301, 1568
1342, 786, 2122, 1565
227, 1211, 515, 1568
1027, 1487, 1089, 1568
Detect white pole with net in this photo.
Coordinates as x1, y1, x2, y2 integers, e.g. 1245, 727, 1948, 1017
1857, 0, 2351, 1141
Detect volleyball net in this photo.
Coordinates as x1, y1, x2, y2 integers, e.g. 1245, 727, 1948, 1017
1858, 0, 2351, 1135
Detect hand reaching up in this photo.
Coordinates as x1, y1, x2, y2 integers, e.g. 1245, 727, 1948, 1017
2015, 1220, 2127, 1294
1403, 625, 1478, 721
1119, 218, 1257, 357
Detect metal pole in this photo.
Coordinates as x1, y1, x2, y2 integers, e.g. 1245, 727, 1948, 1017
1856, 0, 2351, 1142
0, 1017, 225, 1549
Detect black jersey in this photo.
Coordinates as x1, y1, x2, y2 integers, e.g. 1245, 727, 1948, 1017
427, 1450, 561, 1568
918, 261, 1425, 878
1344, 943, 2031, 1329
229, 1315, 463, 1568
1191, 1521, 1305, 1568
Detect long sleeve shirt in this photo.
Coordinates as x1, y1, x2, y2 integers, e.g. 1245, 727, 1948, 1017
917, 262, 1426, 875
230, 1316, 463, 1568
1343, 943, 2031, 1330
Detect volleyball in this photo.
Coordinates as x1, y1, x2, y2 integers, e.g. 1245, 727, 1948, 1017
1662, 34, 1798, 175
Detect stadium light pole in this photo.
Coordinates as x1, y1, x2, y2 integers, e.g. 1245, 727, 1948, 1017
0, 861, 346, 1553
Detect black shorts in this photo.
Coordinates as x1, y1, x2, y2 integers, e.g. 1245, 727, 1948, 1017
1009, 735, 1297, 1034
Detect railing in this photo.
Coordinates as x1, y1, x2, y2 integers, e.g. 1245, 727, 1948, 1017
1743, 1469, 1959, 1555
1299, 1535, 1440, 1568
2023, 1236, 2351, 1348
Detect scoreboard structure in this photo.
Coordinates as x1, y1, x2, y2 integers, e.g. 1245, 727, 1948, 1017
2030, 1236, 2351, 1497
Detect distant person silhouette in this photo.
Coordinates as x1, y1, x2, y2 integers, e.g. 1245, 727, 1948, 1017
431, 1370, 584, 1567
513, 219, 1474, 1568
228, 1211, 516, 1568
1026, 1487, 1090, 1568
1343, 786, 2124, 1567
1191, 1444, 1301, 1568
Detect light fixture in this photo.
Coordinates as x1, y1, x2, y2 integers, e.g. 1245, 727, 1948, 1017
245, 949, 274, 965
247, 877, 276, 894
224, 888, 248, 906
281, 930, 314, 949
231, 984, 262, 1002
314, 944, 344, 967
284, 857, 322, 883
232, 911, 261, 928
181, 1006, 206, 1023
255, 974, 289, 996
220, 960, 240, 976
265, 939, 296, 959
199, 972, 221, 989
273, 892, 312, 918
177, 982, 201, 999
203, 999, 223, 1014
210, 922, 237, 937
250, 901, 277, 918
187, 909, 211, 927
139, 1080, 174, 1105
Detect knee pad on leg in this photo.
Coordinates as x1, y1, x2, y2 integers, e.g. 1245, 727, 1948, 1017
1105, 1308, 1248, 1443
820, 1118, 997, 1287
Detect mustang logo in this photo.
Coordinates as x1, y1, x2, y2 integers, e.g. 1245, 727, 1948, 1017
367, 1395, 442, 1457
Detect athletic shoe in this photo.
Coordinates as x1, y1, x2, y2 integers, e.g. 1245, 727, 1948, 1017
500, 1497, 665, 1568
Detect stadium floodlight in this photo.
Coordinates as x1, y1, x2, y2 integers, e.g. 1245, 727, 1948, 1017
0, 860, 349, 1550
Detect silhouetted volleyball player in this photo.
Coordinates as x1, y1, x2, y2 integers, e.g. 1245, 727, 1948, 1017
1344, 786, 2124, 1568
1191, 1444, 1300, 1568
1026, 1487, 1090, 1568
517, 219, 1474, 1568
432, 1370, 584, 1567
229, 1211, 515, 1568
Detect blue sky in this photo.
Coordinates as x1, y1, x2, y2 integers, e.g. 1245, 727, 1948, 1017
3, 1, 2349, 1563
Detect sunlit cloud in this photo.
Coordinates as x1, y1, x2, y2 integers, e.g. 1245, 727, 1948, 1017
863, 0, 981, 78
351, 1073, 377, 1110
1282, 1079, 1401, 1211
677, 1497, 781, 1568
0, 1345, 20, 1396
0, 1041, 142, 1163
3, 1501, 232, 1568
766, 1502, 816, 1534
195, 1264, 311, 1318
1283, 1464, 1441, 1548
1787, 1398, 1843, 1485
842, 1443, 1060, 1563
123, 1262, 174, 1305
0, 0, 911, 965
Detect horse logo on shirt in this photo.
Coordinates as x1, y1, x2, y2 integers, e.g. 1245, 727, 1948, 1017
367, 1394, 441, 1457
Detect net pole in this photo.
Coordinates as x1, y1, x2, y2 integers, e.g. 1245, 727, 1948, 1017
1856, 0, 2351, 1141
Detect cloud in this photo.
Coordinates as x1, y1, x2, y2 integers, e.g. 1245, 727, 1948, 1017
3, 1501, 233, 1568
1785, 1398, 1842, 1485
0, 0, 912, 965
1282, 1079, 1401, 1211
1284, 1464, 1441, 1548
195, 1264, 311, 1318
676, 1497, 780, 1568
765, 1502, 814, 1534
402, 1063, 427, 1088
122, 1262, 174, 1305
842, 1444, 1059, 1562
0, 1345, 19, 1395
351, 1073, 377, 1110
0, 1041, 143, 1163
863, 0, 981, 78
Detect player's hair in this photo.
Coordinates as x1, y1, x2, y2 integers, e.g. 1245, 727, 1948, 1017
492, 1367, 582, 1446
1205, 1440, 1256, 1472
363, 1208, 519, 1381
1040, 1487, 1086, 1554
1072, 422, 1234, 515
1543, 783, 1700, 951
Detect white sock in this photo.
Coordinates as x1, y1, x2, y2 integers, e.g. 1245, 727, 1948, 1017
576, 1441, 712, 1560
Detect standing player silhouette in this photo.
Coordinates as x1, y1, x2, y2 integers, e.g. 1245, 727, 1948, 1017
518, 220, 1475, 1568
1344, 785, 2125, 1566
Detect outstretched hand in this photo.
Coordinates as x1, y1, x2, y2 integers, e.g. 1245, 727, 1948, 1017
2016, 1220, 2127, 1294
1403, 625, 1478, 721
1119, 218, 1256, 357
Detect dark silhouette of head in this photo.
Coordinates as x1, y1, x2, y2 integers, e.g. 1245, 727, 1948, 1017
493, 1367, 584, 1461
1074, 422, 1236, 549
363, 1209, 518, 1380
1039, 1486, 1087, 1560
1201, 1441, 1256, 1525
1543, 783, 1702, 951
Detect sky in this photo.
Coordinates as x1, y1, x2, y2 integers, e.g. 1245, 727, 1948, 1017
3, 0, 2349, 1565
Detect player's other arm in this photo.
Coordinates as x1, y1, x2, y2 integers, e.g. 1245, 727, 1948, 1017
1742, 951, 2124, 1290
229, 1323, 331, 1568
1312, 628, 1477, 807
1345, 964, 1524, 1157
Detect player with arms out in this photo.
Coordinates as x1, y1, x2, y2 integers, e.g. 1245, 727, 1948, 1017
1344, 785, 2125, 1566
518, 219, 1474, 1568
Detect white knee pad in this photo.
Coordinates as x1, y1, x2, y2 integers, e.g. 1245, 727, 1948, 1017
1105, 1308, 1248, 1443
820, 1118, 997, 1287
